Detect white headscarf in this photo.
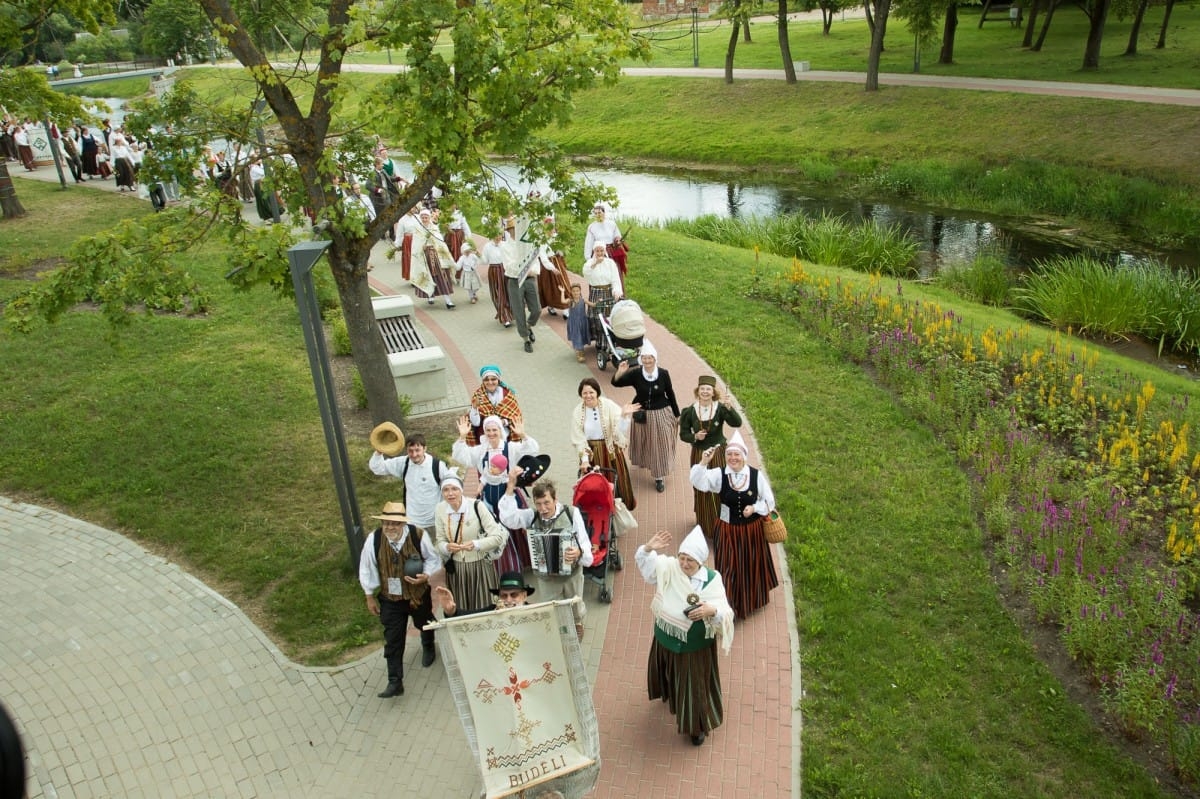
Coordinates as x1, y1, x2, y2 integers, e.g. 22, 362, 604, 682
639, 341, 659, 381
679, 525, 709, 564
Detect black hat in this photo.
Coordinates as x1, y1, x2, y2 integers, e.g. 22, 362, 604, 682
490, 571, 535, 597
516, 454, 551, 488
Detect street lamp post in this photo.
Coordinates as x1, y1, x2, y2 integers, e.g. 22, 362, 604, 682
287, 240, 365, 568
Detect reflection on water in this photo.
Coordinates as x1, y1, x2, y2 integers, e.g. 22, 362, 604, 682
562, 165, 1198, 273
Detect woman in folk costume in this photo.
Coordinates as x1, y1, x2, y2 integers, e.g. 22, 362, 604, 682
584, 202, 628, 280
109, 135, 137, 191
689, 430, 779, 619
445, 203, 471, 260
467, 365, 523, 446
411, 208, 457, 309
452, 414, 540, 574
481, 228, 515, 328
569, 377, 637, 511
635, 526, 734, 746
534, 214, 574, 317
679, 375, 743, 539
611, 341, 680, 494
393, 207, 423, 281
434, 472, 509, 614
581, 241, 623, 349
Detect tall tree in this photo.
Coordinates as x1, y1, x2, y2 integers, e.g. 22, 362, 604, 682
1032, 0, 1059, 51
778, 0, 796, 82
1120, 0, 1150, 55
1156, 0, 1176, 48
139, 0, 214, 60
6, 0, 647, 424
1081, 0, 1112, 68
723, 0, 750, 83
865, 0, 892, 89
892, 0, 941, 71
938, 1, 958, 63
797, 0, 845, 34
1021, 0, 1040, 47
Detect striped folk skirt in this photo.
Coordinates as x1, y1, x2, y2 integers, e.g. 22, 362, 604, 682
481, 482, 531, 574
446, 558, 499, 614
628, 406, 677, 480
690, 445, 725, 539
586, 439, 637, 512
447, 227, 465, 260
647, 637, 722, 737
715, 515, 778, 619
587, 284, 615, 342
414, 248, 455, 299
488, 263, 515, 325
537, 253, 573, 310
401, 234, 413, 280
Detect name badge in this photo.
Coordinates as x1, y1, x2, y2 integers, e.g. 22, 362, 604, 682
387, 577, 405, 595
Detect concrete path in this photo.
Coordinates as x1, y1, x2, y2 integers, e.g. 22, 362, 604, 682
4, 171, 800, 798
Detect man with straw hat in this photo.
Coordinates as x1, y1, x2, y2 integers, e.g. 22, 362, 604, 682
369, 427, 449, 542
359, 502, 443, 698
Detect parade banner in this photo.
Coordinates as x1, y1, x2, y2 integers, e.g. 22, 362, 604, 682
433, 599, 599, 798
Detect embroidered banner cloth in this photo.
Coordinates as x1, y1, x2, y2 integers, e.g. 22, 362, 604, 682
433, 599, 599, 798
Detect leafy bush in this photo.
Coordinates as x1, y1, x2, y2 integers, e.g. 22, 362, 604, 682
66, 31, 135, 64
939, 251, 1013, 306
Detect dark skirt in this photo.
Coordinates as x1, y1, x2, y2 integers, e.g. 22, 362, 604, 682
588, 284, 615, 346
401, 233, 413, 280
585, 439, 636, 512
690, 446, 726, 539
715, 515, 778, 619
647, 636, 722, 737
414, 247, 455, 300
447, 227, 465, 260
628, 406, 677, 480
481, 482, 531, 574
447, 558, 499, 614
537, 253, 573, 310
114, 157, 135, 188
567, 301, 590, 351
488, 263, 514, 325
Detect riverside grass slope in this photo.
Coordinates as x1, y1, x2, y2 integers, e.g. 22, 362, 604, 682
2, 179, 1195, 796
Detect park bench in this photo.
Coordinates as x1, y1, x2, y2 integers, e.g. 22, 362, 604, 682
372, 295, 449, 403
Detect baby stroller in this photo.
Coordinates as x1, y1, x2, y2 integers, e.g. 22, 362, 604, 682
572, 468, 623, 603
596, 298, 645, 370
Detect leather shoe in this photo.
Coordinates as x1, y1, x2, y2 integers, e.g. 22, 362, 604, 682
655, 479, 665, 493
422, 646, 436, 668
524, 339, 533, 353
528, 330, 536, 342
691, 732, 706, 746
377, 681, 404, 698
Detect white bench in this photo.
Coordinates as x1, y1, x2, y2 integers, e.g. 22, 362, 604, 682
371, 295, 449, 403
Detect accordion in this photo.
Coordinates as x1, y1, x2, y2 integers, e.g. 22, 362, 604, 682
529, 528, 575, 576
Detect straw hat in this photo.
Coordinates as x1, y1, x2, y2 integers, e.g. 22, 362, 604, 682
370, 422, 406, 456
370, 501, 409, 522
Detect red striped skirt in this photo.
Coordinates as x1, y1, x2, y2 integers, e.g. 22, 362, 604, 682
488, 263, 514, 325
715, 515, 778, 619
586, 439, 636, 512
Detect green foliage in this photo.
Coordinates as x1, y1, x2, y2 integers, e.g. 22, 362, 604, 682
0, 0, 117, 65
1013, 255, 1200, 354
65, 30, 135, 62
668, 211, 920, 276
140, 0, 216, 60
0, 67, 95, 126
938, 250, 1014, 306
329, 314, 351, 356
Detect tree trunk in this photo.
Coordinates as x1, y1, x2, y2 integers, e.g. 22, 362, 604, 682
822, 5, 834, 34
1022, 0, 1040, 46
1082, 0, 1111, 69
742, 17, 752, 42
939, 2, 958, 63
866, 0, 892, 90
779, 0, 797, 82
329, 250, 404, 425
1033, 0, 1058, 51
864, 0, 875, 35
725, 2, 741, 83
0, 161, 27, 219
1124, 0, 1149, 55
1156, 0, 1176, 48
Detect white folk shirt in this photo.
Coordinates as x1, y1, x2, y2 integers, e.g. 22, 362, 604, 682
367, 453, 443, 528
358, 526, 441, 596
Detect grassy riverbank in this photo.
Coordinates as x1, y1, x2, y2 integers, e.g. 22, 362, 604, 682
3, 178, 1193, 794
